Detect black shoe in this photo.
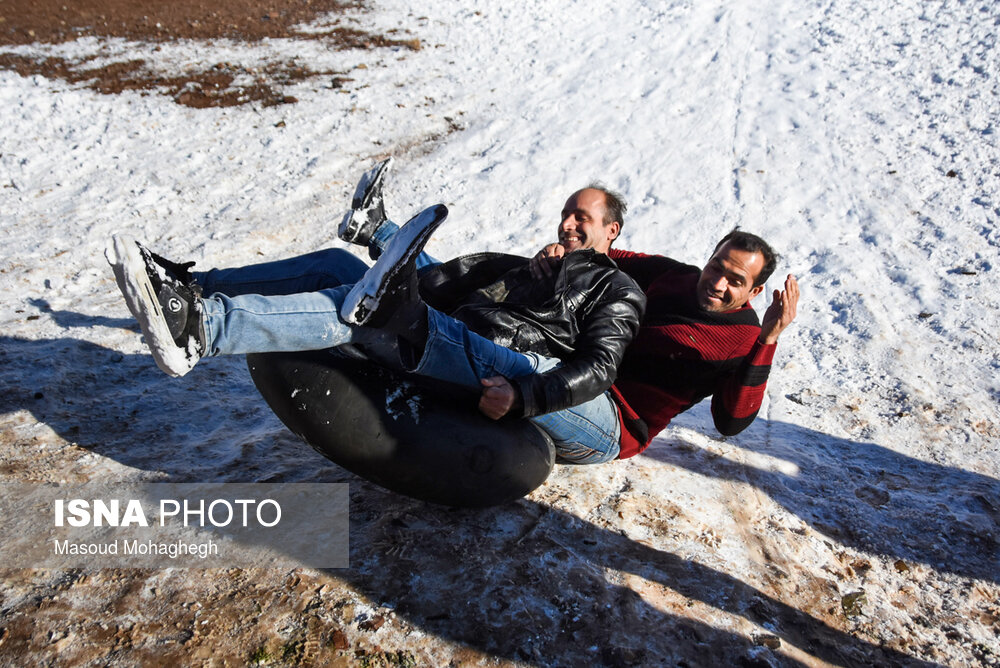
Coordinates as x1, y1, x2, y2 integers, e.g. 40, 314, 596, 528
341, 204, 447, 327
339, 157, 392, 259
148, 249, 198, 288
371, 267, 430, 363
106, 235, 205, 377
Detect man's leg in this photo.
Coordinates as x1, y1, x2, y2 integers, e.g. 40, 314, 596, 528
108, 237, 386, 375
368, 220, 440, 271
200, 284, 371, 357
193, 247, 369, 297
530, 395, 621, 464
194, 248, 384, 356
409, 307, 540, 385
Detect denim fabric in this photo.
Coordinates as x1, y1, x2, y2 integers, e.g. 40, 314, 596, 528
371, 219, 440, 271
195, 247, 370, 297
411, 308, 541, 385
194, 248, 388, 356
532, 399, 621, 463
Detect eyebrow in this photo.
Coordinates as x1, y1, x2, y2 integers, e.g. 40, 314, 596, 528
715, 258, 750, 282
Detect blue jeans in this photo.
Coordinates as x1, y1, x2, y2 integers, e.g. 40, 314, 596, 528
194, 249, 386, 355
194, 245, 620, 463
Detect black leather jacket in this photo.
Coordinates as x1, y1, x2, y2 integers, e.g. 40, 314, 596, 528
419, 249, 646, 418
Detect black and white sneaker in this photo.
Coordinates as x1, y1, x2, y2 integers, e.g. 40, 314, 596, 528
106, 235, 205, 377
339, 157, 392, 258
147, 249, 198, 287
341, 204, 448, 326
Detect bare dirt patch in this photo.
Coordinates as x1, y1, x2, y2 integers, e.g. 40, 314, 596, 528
0, 0, 421, 107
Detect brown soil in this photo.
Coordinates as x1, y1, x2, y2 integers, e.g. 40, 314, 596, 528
0, 0, 421, 107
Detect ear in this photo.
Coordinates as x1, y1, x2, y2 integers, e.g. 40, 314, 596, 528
607, 221, 621, 241
748, 284, 765, 300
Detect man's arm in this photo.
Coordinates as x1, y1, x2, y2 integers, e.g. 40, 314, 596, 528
517, 276, 644, 417
606, 249, 691, 290
530, 245, 689, 291
481, 271, 645, 420
711, 274, 799, 435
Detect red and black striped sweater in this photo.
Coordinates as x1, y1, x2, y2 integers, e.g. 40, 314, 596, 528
608, 249, 776, 458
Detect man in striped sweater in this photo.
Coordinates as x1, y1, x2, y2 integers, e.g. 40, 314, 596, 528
525, 230, 799, 458
342, 158, 797, 461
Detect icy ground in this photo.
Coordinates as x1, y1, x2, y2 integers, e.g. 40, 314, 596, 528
1, 0, 998, 665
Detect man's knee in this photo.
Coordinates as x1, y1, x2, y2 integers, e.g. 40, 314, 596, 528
306, 248, 369, 285
309, 247, 364, 266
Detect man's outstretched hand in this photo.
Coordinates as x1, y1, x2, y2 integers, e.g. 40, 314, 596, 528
479, 376, 521, 419
759, 274, 799, 345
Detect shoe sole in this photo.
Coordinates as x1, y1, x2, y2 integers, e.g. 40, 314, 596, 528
341, 204, 447, 326
106, 235, 197, 377
338, 157, 392, 243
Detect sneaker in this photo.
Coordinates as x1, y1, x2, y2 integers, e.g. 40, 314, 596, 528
339, 157, 392, 258
106, 235, 205, 377
148, 250, 198, 288
341, 204, 448, 326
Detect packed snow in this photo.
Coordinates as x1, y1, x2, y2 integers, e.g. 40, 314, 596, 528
1, 0, 998, 665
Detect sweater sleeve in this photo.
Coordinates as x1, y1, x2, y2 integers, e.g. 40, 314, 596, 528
710, 339, 776, 436
608, 249, 689, 291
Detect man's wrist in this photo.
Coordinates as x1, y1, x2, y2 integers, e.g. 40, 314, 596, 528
511, 385, 525, 412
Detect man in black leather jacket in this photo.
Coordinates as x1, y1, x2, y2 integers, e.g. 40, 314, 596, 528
341, 182, 646, 463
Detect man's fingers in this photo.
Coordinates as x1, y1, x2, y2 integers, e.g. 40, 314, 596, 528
478, 396, 503, 420
528, 243, 565, 280
786, 274, 799, 298
541, 243, 564, 259
529, 252, 553, 280
478, 377, 515, 420
784, 275, 799, 319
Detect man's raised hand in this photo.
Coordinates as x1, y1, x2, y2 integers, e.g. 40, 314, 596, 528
759, 274, 799, 345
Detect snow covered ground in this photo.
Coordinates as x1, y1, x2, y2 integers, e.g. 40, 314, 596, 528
1, 0, 998, 665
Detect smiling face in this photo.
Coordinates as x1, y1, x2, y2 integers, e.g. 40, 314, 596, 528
696, 241, 767, 312
558, 188, 621, 254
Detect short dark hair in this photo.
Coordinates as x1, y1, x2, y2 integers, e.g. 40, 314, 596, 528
585, 183, 627, 229
712, 228, 779, 286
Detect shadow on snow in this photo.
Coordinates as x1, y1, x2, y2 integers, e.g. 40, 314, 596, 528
641, 418, 999, 585
0, 324, 981, 665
